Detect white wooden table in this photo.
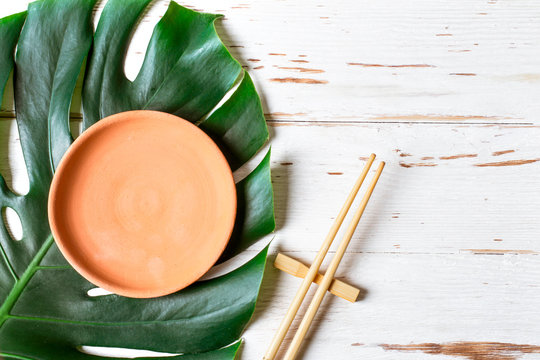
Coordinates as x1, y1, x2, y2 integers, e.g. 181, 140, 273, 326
2, 1, 540, 359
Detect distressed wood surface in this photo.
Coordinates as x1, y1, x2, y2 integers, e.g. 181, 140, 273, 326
1, 1, 540, 359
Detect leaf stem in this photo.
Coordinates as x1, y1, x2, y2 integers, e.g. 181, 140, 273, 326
0, 235, 54, 327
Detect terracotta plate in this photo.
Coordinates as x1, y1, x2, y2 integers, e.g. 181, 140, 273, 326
48, 110, 237, 298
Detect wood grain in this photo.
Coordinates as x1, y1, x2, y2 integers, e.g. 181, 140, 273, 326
2, 0, 540, 125
0, 0, 539, 359
381, 342, 540, 360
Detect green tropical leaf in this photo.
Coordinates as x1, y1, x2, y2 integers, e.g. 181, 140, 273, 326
1, 248, 268, 357
0, 0, 274, 358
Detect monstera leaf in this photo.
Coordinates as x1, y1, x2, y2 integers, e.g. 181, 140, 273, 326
0, 0, 275, 358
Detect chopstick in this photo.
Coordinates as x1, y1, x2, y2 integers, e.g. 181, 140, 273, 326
283, 161, 385, 360
263, 154, 376, 360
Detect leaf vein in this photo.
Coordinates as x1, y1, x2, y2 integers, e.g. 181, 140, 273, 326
35, 265, 72, 270
0, 235, 54, 326
0, 352, 36, 360
8, 300, 251, 327
0, 241, 18, 281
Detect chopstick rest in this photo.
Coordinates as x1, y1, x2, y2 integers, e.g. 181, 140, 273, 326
274, 253, 360, 303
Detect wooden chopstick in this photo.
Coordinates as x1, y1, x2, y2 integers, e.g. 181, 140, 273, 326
283, 161, 385, 360
263, 154, 376, 360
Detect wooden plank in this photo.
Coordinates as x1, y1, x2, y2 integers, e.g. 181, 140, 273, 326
1, 0, 540, 124
262, 123, 540, 255
242, 251, 540, 359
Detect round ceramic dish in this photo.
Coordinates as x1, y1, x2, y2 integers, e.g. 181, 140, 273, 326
48, 110, 237, 298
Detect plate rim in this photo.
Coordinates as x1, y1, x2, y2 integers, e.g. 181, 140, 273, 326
48, 110, 237, 298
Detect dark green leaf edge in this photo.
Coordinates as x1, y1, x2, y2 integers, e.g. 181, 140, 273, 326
220, 149, 275, 263
0, 1, 275, 357
84, 339, 242, 360
0, 246, 269, 358
0, 339, 241, 360
199, 14, 270, 171
199, 69, 269, 171
0, 11, 26, 99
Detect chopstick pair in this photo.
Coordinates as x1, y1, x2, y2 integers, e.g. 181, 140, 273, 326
263, 154, 384, 360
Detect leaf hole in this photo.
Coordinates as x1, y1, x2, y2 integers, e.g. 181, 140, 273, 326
79, 345, 179, 358
69, 120, 83, 140
90, 0, 107, 33
69, 57, 88, 140
87, 287, 114, 297
197, 71, 245, 126
124, 0, 167, 82
232, 140, 271, 183
0, 73, 30, 195
202, 235, 273, 281
2, 206, 23, 241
